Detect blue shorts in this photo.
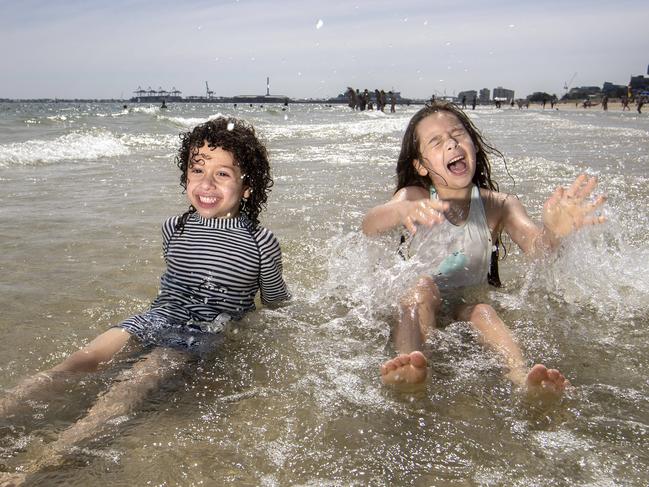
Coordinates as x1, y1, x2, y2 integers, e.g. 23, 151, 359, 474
115, 310, 231, 353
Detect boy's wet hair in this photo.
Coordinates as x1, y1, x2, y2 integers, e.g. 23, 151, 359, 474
395, 100, 502, 193
395, 101, 506, 286
175, 117, 273, 229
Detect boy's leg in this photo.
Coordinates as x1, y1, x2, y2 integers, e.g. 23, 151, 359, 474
381, 276, 441, 387
27, 347, 189, 474
457, 303, 569, 397
1, 328, 132, 417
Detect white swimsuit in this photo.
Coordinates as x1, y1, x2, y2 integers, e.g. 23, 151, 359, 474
407, 185, 493, 291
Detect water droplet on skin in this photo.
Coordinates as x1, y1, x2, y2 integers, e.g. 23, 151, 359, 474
316, 19, 324, 29
227, 122, 234, 131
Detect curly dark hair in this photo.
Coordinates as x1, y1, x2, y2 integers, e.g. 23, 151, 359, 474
396, 101, 507, 286
174, 116, 273, 230
396, 100, 503, 193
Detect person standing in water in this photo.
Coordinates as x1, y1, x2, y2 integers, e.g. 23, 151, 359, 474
0, 117, 290, 483
362, 101, 606, 397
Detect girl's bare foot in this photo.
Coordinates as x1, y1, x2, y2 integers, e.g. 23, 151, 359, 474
380, 351, 428, 388
525, 364, 570, 399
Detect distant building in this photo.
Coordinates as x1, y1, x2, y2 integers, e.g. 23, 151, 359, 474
457, 90, 477, 104
479, 88, 490, 104
492, 86, 514, 102
602, 82, 627, 98
629, 75, 649, 95
565, 86, 601, 100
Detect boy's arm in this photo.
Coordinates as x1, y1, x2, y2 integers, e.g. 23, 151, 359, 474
362, 186, 447, 236
256, 229, 290, 306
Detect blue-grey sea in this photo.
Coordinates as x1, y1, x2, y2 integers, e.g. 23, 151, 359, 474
1, 101, 648, 485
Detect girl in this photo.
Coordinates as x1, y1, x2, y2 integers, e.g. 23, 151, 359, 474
0, 117, 290, 479
362, 101, 605, 396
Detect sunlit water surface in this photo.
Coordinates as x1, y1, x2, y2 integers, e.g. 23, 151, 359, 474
0, 102, 648, 485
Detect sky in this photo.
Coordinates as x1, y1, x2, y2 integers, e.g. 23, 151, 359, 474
1, 0, 648, 100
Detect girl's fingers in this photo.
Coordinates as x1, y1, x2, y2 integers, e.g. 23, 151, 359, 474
585, 195, 607, 214
576, 175, 598, 199
582, 215, 607, 226
404, 216, 417, 235
566, 174, 587, 199
546, 186, 563, 208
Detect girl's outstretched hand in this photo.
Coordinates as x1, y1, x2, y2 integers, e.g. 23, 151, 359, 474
543, 174, 606, 239
401, 199, 449, 235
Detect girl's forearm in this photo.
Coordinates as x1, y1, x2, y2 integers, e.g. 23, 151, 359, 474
362, 202, 403, 236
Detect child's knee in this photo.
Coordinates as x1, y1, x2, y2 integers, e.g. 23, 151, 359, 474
470, 303, 497, 321
412, 276, 440, 304
58, 349, 104, 372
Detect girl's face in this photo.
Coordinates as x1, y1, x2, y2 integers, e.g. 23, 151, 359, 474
413, 112, 476, 190
186, 143, 250, 219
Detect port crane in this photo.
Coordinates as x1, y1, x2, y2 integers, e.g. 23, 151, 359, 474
205, 81, 214, 99
563, 72, 577, 94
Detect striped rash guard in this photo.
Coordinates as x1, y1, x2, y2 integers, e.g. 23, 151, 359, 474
116, 211, 290, 346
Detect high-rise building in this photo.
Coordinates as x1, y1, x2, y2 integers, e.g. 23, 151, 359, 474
479, 88, 490, 103
493, 86, 515, 101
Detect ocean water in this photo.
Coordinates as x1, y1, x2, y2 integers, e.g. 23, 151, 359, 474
0, 101, 648, 485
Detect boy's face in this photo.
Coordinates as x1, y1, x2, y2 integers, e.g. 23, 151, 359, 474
186, 143, 250, 219
413, 112, 476, 191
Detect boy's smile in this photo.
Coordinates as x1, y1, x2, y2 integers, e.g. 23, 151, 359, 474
186, 143, 250, 219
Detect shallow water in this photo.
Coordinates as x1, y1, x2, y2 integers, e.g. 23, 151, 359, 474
1, 102, 648, 485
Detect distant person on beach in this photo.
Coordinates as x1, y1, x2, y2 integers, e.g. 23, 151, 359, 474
360, 89, 369, 111
471, 96, 477, 110
461, 95, 467, 109
0, 117, 290, 483
380, 89, 387, 112
621, 96, 630, 111
602, 95, 608, 111
389, 91, 397, 113
374, 89, 382, 111
637, 97, 644, 114
161, 99, 167, 109
346, 87, 358, 110
362, 101, 606, 397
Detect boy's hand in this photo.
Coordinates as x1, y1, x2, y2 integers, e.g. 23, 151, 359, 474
543, 174, 606, 239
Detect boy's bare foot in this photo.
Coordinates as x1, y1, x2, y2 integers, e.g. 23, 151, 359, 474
380, 351, 428, 387
525, 364, 570, 399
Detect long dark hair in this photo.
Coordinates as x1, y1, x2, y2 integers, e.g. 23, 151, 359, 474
396, 101, 503, 193
175, 117, 273, 231
396, 101, 506, 286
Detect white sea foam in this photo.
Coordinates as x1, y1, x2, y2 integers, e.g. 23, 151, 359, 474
161, 112, 227, 128
0, 130, 130, 166
262, 116, 407, 141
